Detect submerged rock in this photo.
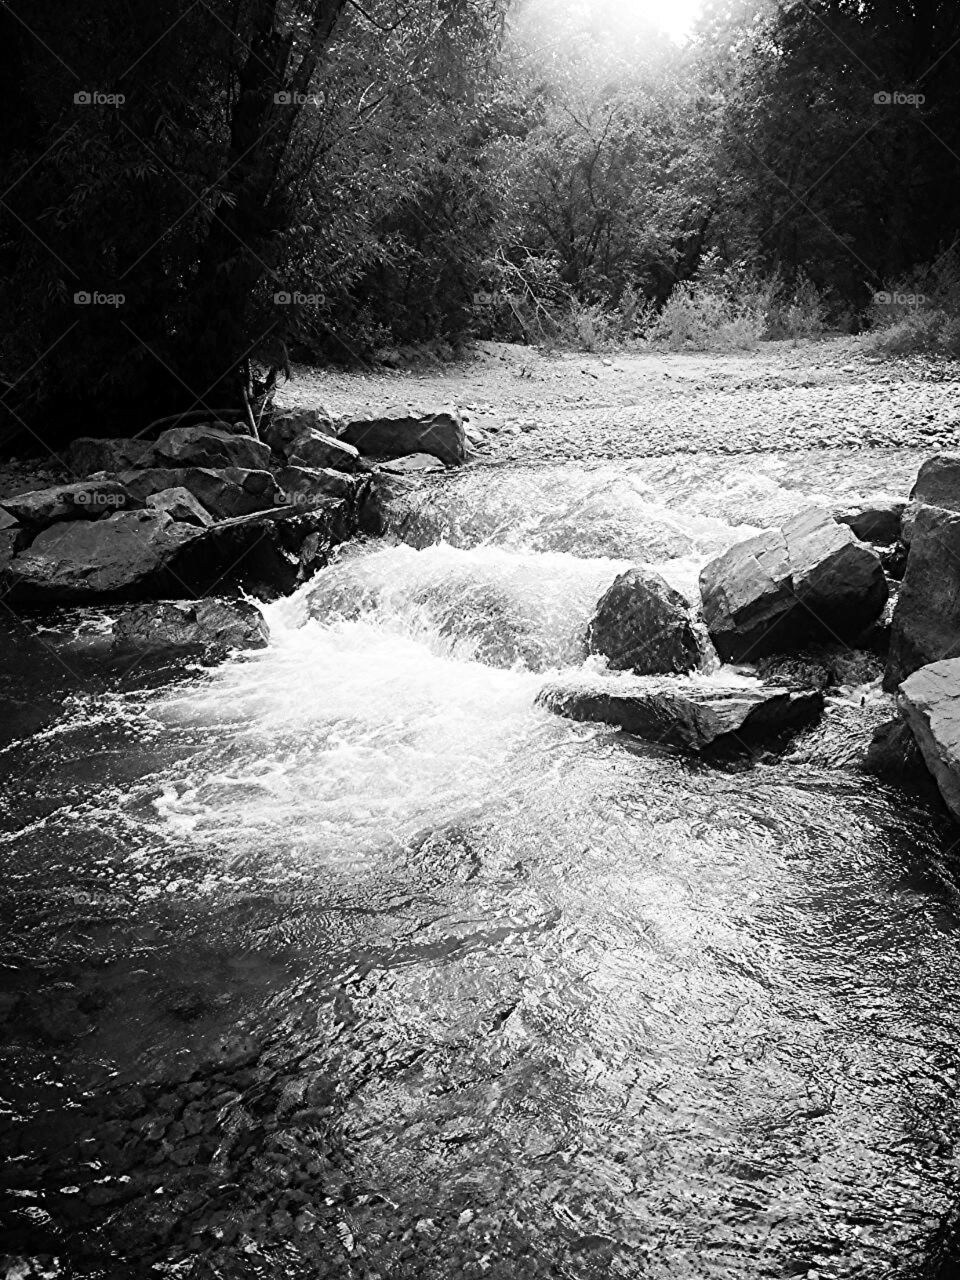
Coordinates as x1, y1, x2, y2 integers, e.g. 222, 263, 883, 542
700, 508, 887, 662
863, 717, 928, 782
113, 598, 268, 656
886, 504, 960, 688
586, 567, 707, 675
341, 407, 466, 465
898, 659, 960, 821
537, 673, 823, 752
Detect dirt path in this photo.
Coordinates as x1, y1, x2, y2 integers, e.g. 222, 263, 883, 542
279, 336, 960, 463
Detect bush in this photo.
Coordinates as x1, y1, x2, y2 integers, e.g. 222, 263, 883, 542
864, 248, 960, 357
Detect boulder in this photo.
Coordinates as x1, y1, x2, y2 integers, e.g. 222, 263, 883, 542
910, 454, 960, 512
898, 659, 960, 821
288, 429, 360, 473
863, 717, 929, 782
586, 567, 707, 675
0, 480, 140, 527
2, 509, 202, 602
145, 487, 214, 527
757, 647, 883, 691
153, 425, 271, 471
113, 598, 268, 656
341, 407, 466, 465
537, 673, 823, 752
700, 508, 888, 663
377, 453, 447, 475
886, 504, 960, 688
835, 495, 905, 545
66, 437, 156, 475
261, 408, 338, 458
118, 467, 281, 519
276, 465, 366, 506
2, 501, 356, 604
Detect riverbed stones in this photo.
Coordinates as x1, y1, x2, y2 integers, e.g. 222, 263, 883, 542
587, 567, 707, 674
700, 508, 888, 662
118, 466, 281, 519
341, 407, 466, 465
153, 425, 271, 472
898, 659, 960, 821
1, 480, 140, 527
113, 598, 268, 656
538, 674, 823, 751
886, 504, 960, 688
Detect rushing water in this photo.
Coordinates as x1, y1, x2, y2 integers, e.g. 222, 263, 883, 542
3, 450, 960, 1279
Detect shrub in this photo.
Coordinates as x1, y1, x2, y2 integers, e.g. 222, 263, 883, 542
864, 248, 960, 357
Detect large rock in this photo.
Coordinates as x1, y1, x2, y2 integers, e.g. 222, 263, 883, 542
835, 495, 905, 545
276, 465, 366, 506
341, 407, 466, 465
1, 480, 140, 527
700, 508, 888, 662
910, 454, 960, 512
886, 504, 960, 688
261, 408, 338, 458
537, 673, 823, 752
2, 501, 356, 604
145, 486, 214, 526
586, 567, 707, 675
66, 437, 157, 475
898, 659, 960, 821
288, 430, 360, 473
3, 509, 202, 602
118, 467, 281, 519
153, 425, 271, 471
113, 598, 268, 656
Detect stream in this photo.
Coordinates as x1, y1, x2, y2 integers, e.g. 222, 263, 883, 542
3, 450, 960, 1279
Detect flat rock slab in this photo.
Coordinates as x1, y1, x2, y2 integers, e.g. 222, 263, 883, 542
376, 453, 448, 475
899, 658, 960, 822
341, 408, 465, 465
288, 430, 359, 472
537, 673, 823, 752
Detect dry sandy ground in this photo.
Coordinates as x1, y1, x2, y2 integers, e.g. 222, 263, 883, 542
278, 336, 960, 463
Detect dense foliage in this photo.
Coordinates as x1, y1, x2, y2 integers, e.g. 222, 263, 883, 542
1, 0, 958, 439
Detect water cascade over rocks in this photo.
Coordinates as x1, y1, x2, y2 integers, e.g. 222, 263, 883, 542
5, 447, 960, 1278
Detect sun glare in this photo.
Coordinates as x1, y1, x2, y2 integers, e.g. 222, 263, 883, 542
626, 0, 706, 41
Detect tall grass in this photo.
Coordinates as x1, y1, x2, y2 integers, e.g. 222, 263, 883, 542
863, 248, 960, 358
